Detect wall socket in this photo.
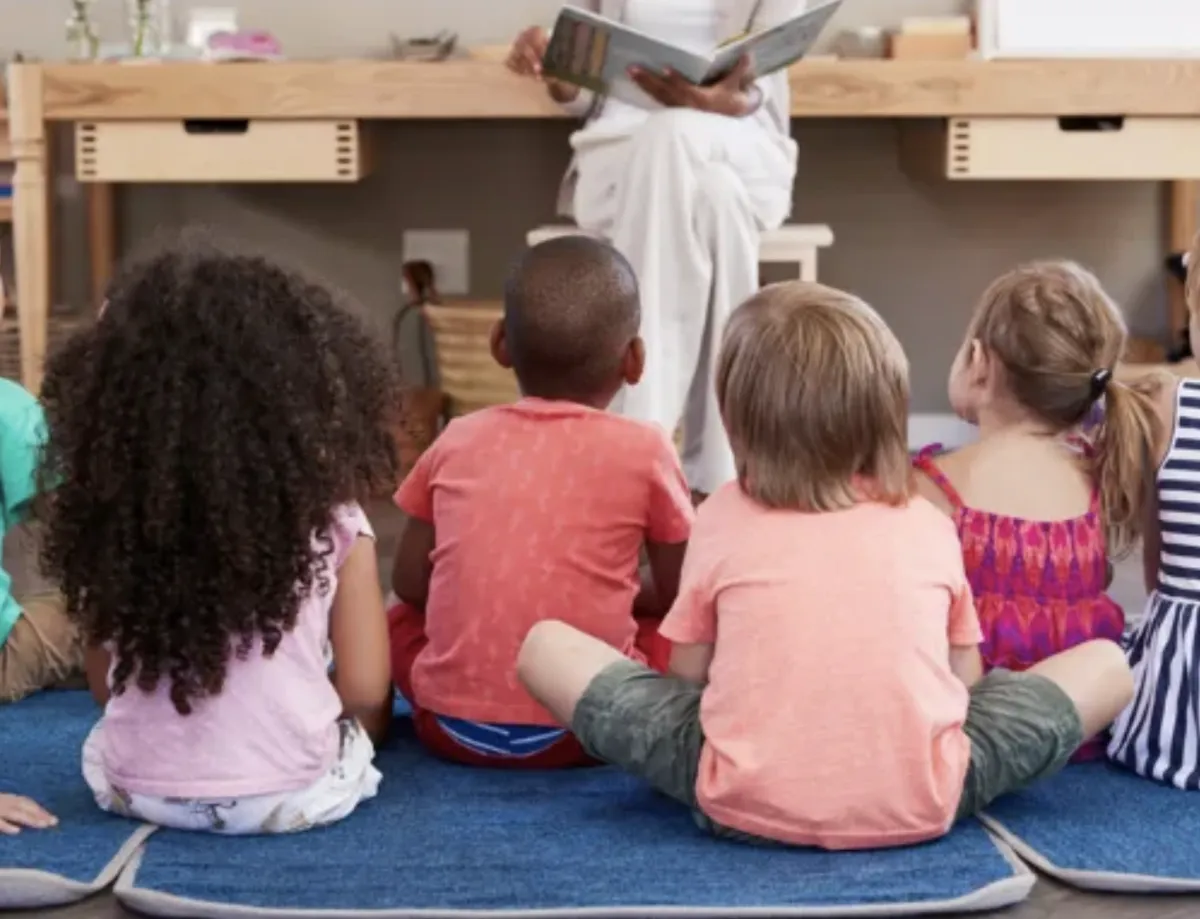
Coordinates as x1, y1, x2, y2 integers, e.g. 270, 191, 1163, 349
401, 229, 470, 296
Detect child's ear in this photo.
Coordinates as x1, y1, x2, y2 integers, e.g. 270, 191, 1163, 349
967, 339, 990, 385
623, 336, 645, 386
490, 319, 513, 369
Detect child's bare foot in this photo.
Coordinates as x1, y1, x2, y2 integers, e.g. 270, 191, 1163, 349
0, 793, 57, 834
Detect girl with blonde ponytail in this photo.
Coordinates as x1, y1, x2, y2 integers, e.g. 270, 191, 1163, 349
913, 261, 1147, 761
1109, 237, 1200, 789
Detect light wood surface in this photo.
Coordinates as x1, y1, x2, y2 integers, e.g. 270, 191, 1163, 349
8, 55, 1200, 390
75, 118, 369, 183
6, 63, 50, 392
36, 58, 1200, 121
920, 118, 1200, 181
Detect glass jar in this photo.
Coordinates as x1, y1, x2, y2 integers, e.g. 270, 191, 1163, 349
125, 0, 172, 57
65, 0, 100, 60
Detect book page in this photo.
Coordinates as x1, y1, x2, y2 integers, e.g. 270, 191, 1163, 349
542, 5, 713, 107
705, 0, 842, 83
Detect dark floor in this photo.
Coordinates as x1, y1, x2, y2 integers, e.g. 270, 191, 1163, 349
7, 506, 1194, 919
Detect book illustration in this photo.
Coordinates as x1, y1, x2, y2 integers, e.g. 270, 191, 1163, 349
543, 16, 611, 95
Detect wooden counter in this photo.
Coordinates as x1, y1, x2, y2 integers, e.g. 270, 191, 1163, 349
6, 56, 1200, 390
34, 57, 1200, 120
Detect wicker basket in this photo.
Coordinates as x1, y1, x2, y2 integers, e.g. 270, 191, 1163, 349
422, 302, 520, 417
0, 309, 92, 382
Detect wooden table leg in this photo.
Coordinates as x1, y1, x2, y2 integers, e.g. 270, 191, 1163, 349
5, 63, 50, 394
1167, 180, 1198, 348
85, 183, 116, 309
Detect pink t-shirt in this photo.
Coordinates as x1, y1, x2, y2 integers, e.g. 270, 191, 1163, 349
396, 398, 693, 725
660, 484, 982, 850
93, 503, 374, 799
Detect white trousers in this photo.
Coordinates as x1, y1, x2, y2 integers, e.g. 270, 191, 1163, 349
83, 718, 381, 834
571, 109, 796, 493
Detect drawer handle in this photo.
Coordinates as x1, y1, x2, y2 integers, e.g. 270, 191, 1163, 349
1057, 117, 1125, 133
182, 119, 251, 135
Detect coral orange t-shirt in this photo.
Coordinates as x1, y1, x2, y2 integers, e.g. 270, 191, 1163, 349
659, 484, 982, 850
396, 398, 694, 726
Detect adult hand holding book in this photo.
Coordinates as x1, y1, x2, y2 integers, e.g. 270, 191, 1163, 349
630, 54, 758, 118
540, 0, 841, 112
505, 26, 581, 105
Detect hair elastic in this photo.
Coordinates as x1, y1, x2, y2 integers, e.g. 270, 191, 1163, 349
1089, 367, 1113, 400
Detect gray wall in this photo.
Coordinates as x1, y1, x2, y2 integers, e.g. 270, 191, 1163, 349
1, 0, 1181, 410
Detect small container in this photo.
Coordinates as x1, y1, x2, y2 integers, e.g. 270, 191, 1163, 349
65, 0, 101, 60
125, 0, 172, 57
834, 26, 886, 59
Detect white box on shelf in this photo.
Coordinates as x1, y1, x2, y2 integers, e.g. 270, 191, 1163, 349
976, 0, 1200, 59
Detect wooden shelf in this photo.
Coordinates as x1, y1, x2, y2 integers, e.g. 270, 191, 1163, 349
35, 57, 1200, 121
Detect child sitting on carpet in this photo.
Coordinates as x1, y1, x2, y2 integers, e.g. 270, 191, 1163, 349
1109, 238, 1200, 789
913, 262, 1158, 761
36, 239, 397, 834
0, 377, 82, 703
389, 236, 693, 768
516, 281, 1134, 850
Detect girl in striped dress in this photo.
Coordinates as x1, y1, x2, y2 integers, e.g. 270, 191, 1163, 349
1109, 240, 1200, 789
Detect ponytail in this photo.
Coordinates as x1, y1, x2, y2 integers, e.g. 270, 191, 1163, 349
1094, 373, 1168, 557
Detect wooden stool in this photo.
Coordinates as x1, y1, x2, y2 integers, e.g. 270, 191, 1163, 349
525, 223, 835, 282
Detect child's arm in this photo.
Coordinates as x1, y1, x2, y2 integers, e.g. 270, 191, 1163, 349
641, 431, 695, 615
391, 517, 435, 609
0, 793, 56, 834
944, 532, 984, 688
330, 536, 394, 743
638, 540, 687, 618
84, 645, 111, 707
390, 446, 437, 608
949, 645, 983, 688
1142, 376, 1178, 594
669, 642, 714, 684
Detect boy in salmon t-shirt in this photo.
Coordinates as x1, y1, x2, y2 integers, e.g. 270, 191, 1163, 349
389, 236, 694, 768
517, 281, 1132, 849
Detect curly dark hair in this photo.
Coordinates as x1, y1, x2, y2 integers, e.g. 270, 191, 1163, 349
37, 238, 401, 715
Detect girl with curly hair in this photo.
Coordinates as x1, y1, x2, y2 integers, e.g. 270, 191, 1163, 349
39, 239, 400, 834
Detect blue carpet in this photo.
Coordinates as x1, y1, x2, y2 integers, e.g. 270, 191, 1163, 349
121, 719, 1032, 917
983, 762, 1200, 892
0, 691, 152, 907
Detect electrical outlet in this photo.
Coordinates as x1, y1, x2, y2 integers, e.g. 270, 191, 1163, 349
401, 229, 470, 296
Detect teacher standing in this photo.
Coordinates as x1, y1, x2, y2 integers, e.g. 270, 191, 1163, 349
507, 0, 801, 497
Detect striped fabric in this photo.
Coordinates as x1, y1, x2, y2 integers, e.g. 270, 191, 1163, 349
1109, 379, 1200, 788
433, 716, 569, 759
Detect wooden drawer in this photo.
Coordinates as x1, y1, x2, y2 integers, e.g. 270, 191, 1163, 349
900, 117, 1200, 180
75, 119, 369, 183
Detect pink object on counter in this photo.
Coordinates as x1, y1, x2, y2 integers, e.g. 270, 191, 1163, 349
205, 30, 282, 61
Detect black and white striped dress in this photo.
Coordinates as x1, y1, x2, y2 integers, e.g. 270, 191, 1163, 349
1108, 378, 1200, 789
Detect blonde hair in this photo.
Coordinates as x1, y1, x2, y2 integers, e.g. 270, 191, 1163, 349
970, 261, 1161, 556
716, 281, 910, 511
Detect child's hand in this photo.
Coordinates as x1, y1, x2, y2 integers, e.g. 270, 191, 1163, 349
0, 793, 58, 834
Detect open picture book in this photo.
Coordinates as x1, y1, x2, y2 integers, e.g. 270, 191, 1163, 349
541, 0, 842, 109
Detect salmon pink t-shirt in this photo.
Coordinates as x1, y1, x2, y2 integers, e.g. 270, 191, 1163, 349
659, 484, 982, 850
396, 398, 694, 725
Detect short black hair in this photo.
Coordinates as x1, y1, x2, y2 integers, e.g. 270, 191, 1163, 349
502, 236, 640, 401
38, 236, 401, 716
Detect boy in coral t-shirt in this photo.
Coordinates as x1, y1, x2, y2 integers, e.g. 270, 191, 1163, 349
389, 236, 694, 768
517, 281, 1132, 848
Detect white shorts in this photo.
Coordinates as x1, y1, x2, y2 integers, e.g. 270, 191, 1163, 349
82, 719, 381, 834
